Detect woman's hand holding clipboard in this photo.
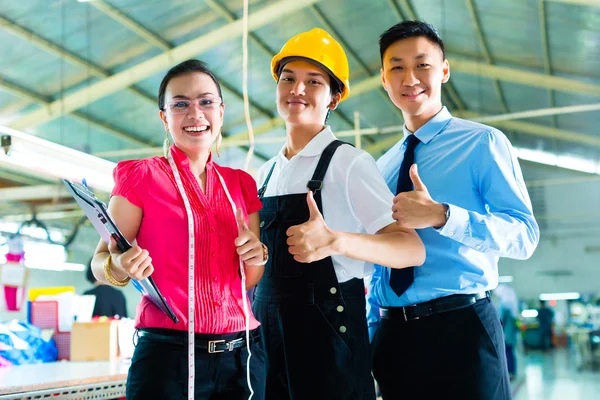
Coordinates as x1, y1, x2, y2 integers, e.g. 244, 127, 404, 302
107, 236, 154, 281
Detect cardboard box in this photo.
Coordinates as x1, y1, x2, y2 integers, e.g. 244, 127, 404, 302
70, 321, 119, 361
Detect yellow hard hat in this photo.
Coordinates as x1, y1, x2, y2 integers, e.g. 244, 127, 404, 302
271, 28, 350, 102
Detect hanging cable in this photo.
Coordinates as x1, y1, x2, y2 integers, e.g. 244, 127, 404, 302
242, 0, 255, 172
240, 3, 256, 397
86, 2, 92, 153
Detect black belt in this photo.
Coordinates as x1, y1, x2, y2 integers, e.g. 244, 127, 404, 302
380, 291, 490, 322
137, 329, 259, 353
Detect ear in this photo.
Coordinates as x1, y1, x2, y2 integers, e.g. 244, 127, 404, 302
219, 102, 225, 122
380, 67, 389, 92
441, 59, 450, 84
159, 110, 169, 131
328, 92, 342, 111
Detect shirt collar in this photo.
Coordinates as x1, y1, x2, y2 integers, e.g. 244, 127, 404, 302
403, 106, 452, 145
170, 144, 214, 170
276, 126, 336, 161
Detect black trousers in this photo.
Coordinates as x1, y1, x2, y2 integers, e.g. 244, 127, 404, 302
126, 331, 266, 399
372, 298, 511, 400
253, 279, 375, 400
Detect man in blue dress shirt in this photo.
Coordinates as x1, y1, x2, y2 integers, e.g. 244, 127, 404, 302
367, 21, 539, 400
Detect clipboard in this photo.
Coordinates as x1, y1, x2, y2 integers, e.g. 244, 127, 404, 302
62, 178, 179, 324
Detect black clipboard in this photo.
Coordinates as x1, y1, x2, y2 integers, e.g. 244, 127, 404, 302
62, 178, 179, 324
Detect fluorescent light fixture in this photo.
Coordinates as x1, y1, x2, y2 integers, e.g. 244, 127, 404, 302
515, 146, 600, 175
498, 275, 514, 283
521, 309, 539, 318
539, 292, 581, 301
0, 125, 115, 192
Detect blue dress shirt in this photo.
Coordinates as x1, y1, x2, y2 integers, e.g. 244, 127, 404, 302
366, 107, 539, 338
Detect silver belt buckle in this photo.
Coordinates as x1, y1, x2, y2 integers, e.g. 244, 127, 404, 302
208, 340, 225, 353
403, 305, 419, 321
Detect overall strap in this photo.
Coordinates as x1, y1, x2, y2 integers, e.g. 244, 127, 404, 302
258, 162, 277, 199
307, 140, 351, 193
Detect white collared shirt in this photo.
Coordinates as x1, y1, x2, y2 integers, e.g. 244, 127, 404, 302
257, 127, 395, 282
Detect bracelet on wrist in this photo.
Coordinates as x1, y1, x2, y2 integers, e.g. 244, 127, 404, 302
104, 254, 131, 287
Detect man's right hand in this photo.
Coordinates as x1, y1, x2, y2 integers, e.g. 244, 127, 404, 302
107, 237, 154, 280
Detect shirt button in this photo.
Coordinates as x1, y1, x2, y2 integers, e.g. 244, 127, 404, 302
449, 231, 454, 236
329, 287, 337, 294
211, 227, 216, 232
337, 305, 344, 312
339, 326, 347, 333
476, 244, 482, 249
260, 221, 265, 228
213, 277, 218, 282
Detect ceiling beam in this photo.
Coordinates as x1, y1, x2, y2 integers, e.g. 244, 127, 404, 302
465, 0, 509, 113
449, 57, 600, 95
545, 0, 600, 6
88, 0, 278, 126
0, 77, 153, 147
8, 0, 320, 131
363, 110, 600, 156
0, 13, 155, 105
89, 1, 171, 51
205, 0, 356, 128
471, 102, 600, 123
94, 0, 276, 121
204, 0, 277, 56
308, 4, 400, 132
0, 184, 70, 202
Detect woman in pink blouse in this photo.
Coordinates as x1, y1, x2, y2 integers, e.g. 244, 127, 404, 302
92, 59, 267, 399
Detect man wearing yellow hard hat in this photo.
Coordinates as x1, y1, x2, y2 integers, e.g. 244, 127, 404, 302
253, 28, 425, 399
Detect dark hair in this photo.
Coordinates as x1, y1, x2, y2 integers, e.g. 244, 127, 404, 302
86, 258, 96, 284
379, 20, 445, 64
158, 59, 224, 111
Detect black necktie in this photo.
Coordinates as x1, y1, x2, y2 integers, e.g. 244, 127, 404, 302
389, 134, 421, 297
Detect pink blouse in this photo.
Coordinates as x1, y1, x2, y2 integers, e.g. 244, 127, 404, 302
112, 146, 262, 334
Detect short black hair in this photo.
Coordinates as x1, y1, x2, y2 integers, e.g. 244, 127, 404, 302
158, 59, 224, 111
379, 20, 445, 64
86, 258, 96, 284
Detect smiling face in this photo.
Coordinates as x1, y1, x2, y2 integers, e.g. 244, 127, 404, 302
276, 60, 341, 125
381, 36, 450, 130
159, 72, 224, 156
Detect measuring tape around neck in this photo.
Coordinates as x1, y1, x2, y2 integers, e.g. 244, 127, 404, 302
166, 152, 253, 399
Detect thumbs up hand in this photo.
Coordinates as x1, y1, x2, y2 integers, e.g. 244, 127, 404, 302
235, 208, 265, 266
286, 191, 337, 263
392, 164, 448, 229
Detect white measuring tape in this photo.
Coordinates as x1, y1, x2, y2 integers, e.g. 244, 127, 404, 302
167, 151, 253, 399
